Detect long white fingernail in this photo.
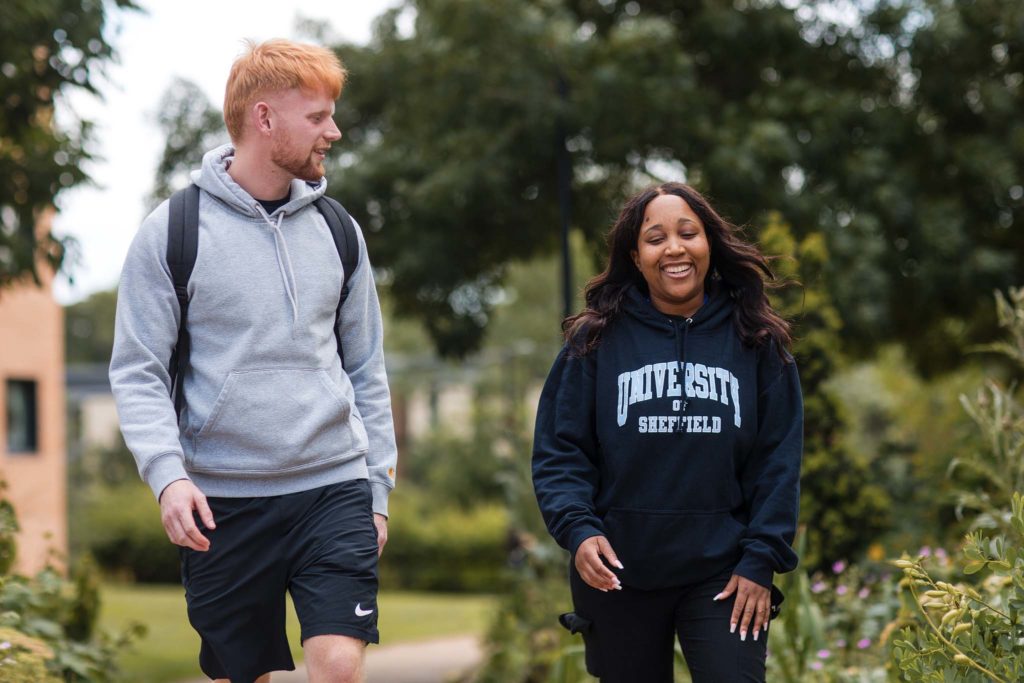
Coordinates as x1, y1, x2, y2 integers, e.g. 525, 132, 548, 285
713, 592, 725, 601
740, 630, 747, 642
615, 561, 624, 569
753, 629, 759, 641
730, 623, 736, 634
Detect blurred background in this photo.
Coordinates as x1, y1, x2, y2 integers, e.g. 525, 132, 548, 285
1, 0, 1022, 681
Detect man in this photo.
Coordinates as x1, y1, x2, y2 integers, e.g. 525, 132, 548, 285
110, 39, 397, 683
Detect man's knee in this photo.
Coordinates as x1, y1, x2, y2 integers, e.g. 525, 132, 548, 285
305, 634, 366, 683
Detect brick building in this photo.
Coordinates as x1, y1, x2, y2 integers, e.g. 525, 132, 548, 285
0, 208, 67, 574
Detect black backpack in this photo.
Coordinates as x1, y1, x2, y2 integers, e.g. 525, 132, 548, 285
165, 184, 359, 418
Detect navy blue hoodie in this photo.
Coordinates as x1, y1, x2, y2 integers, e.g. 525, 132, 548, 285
532, 284, 802, 590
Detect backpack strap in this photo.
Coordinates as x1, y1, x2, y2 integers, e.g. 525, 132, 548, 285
313, 195, 360, 370
166, 184, 200, 419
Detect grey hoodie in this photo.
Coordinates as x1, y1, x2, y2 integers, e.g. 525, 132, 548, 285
109, 144, 397, 516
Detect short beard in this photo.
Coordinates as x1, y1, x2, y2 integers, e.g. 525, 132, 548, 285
270, 132, 324, 182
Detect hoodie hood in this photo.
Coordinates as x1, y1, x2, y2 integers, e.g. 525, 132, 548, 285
191, 143, 326, 218
191, 144, 329, 324
621, 280, 733, 333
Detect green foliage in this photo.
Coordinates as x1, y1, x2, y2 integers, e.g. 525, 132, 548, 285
891, 497, 1024, 682
829, 347, 983, 554
852, 0, 1024, 372
760, 216, 890, 570
380, 488, 508, 592
0, 485, 142, 681
148, 78, 228, 208
144, 2, 1021, 363
399, 428, 508, 511
74, 481, 180, 584
891, 288, 1024, 681
767, 534, 899, 682
949, 287, 1024, 533
0, 0, 137, 288
0, 627, 60, 682
65, 288, 117, 365
0, 489, 19, 575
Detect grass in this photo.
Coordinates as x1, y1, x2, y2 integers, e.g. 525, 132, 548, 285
99, 583, 495, 683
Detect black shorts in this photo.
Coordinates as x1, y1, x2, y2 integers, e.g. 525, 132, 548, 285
179, 479, 379, 683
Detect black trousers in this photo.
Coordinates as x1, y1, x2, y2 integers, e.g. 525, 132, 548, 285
569, 565, 768, 682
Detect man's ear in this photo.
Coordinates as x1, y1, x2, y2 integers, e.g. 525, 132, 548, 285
252, 101, 273, 136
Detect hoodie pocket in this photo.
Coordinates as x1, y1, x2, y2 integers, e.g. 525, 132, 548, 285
603, 507, 745, 590
190, 368, 362, 474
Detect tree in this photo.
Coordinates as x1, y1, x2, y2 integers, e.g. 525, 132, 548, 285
148, 77, 228, 208
150, 1, 1021, 363
64, 287, 116, 364
0, 0, 137, 289
760, 215, 890, 571
332, 0, 872, 355
842, 0, 1024, 372
334, 0, 1021, 362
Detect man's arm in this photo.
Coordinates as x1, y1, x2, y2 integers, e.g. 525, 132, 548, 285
336, 218, 398, 523
108, 201, 214, 549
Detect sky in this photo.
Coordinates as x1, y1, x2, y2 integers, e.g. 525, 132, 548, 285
51, 0, 400, 304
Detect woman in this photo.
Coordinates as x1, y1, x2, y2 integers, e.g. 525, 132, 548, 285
532, 182, 802, 682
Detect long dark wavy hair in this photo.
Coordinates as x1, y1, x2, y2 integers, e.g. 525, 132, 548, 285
563, 182, 792, 357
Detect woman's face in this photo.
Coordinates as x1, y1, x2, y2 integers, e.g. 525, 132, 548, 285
632, 193, 711, 318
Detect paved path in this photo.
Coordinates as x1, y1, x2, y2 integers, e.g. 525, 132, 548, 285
180, 635, 482, 683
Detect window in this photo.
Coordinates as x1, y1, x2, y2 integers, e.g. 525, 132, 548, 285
6, 379, 38, 454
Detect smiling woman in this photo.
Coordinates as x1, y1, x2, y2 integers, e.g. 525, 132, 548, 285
532, 182, 804, 682
631, 194, 712, 318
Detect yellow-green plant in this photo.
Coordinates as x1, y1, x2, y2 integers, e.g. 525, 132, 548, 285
891, 493, 1024, 682
891, 288, 1024, 682
949, 287, 1024, 533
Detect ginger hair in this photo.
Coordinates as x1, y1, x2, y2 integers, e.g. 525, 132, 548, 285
223, 39, 347, 142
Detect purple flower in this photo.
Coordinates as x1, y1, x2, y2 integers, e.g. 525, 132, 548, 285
857, 638, 871, 649
935, 547, 948, 560
832, 560, 847, 574
817, 649, 831, 659
919, 546, 932, 558
810, 661, 823, 671
811, 581, 827, 593
835, 639, 847, 648
858, 587, 870, 599
836, 585, 849, 596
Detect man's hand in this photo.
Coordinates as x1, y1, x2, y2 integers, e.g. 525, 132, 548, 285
574, 535, 623, 592
714, 574, 771, 641
373, 513, 388, 557
159, 479, 215, 551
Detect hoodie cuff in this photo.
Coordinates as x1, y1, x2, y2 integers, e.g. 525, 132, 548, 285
567, 524, 606, 558
732, 554, 774, 589
145, 453, 190, 501
370, 481, 392, 518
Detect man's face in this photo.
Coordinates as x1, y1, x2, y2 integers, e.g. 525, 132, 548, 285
266, 88, 342, 182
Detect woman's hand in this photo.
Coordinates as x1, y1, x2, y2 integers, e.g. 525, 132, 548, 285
574, 536, 624, 592
714, 574, 771, 641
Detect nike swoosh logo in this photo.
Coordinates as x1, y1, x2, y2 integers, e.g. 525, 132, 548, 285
355, 603, 374, 617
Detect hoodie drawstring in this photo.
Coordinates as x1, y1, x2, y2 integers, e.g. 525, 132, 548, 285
262, 210, 301, 325
675, 317, 693, 431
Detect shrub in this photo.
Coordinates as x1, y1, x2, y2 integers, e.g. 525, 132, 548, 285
890, 288, 1024, 682
380, 487, 508, 592
0, 486, 142, 681
74, 482, 180, 584
891, 494, 1024, 682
